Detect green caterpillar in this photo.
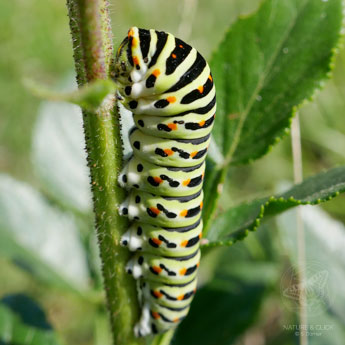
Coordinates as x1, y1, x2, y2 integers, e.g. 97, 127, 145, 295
114, 27, 215, 336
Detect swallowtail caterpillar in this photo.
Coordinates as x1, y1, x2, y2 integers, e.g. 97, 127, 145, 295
114, 27, 215, 337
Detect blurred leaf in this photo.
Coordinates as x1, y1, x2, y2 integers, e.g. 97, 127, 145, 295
210, 0, 344, 165
305, 306, 345, 345
25, 78, 116, 111
173, 267, 268, 345
0, 174, 90, 291
204, 165, 345, 245
278, 206, 345, 325
32, 101, 92, 213
0, 294, 60, 345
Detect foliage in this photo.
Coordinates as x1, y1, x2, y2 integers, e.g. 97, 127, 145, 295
203, 0, 344, 234
0, 294, 60, 345
0, 0, 345, 344
205, 165, 345, 246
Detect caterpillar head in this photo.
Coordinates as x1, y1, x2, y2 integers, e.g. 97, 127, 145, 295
114, 34, 132, 84
115, 27, 151, 88
115, 27, 142, 82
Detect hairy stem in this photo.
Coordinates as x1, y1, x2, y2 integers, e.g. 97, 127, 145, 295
66, 1, 143, 344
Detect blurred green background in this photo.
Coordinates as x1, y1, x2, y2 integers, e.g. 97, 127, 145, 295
1, 0, 345, 344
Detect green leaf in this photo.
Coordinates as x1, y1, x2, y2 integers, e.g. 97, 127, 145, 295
204, 165, 345, 246
0, 294, 60, 345
32, 100, 92, 213
210, 0, 344, 165
24, 78, 117, 111
0, 174, 90, 291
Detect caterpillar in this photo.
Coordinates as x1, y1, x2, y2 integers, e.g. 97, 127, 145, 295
114, 27, 215, 337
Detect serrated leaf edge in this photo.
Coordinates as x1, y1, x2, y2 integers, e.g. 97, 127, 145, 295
211, 0, 345, 167
202, 176, 344, 248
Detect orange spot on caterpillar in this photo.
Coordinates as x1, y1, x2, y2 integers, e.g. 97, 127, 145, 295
190, 151, 198, 158
180, 210, 188, 217
180, 240, 188, 247
179, 44, 183, 48
167, 96, 176, 103
199, 232, 202, 239
201, 172, 205, 179
177, 294, 184, 301
200, 201, 203, 209
179, 268, 187, 275
167, 123, 178, 130
171, 53, 177, 58
182, 179, 191, 186
198, 85, 204, 93
152, 311, 160, 319
153, 290, 163, 298
208, 74, 213, 82
173, 318, 180, 323
153, 176, 163, 184
128, 28, 134, 37
199, 120, 205, 127
164, 149, 174, 156
152, 237, 162, 246
150, 207, 161, 215
152, 69, 160, 77
193, 288, 197, 293
133, 56, 140, 66
152, 266, 162, 274
132, 37, 138, 47
196, 262, 200, 267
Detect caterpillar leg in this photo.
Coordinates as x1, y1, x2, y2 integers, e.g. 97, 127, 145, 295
125, 254, 144, 279
134, 301, 152, 337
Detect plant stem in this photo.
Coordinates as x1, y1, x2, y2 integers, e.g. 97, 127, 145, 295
177, 0, 198, 40
291, 113, 308, 345
66, 1, 143, 344
202, 165, 227, 237
150, 330, 175, 345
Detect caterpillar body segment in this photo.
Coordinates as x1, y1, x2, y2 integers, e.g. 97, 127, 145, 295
129, 128, 211, 168
118, 156, 205, 197
125, 249, 201, 284
122, 83, 215, 116
114, 26, 216, 336
118, 190, 204, 228
145, 278, 198, 308
133, 109, 216, 140
120, 220, 203, 257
